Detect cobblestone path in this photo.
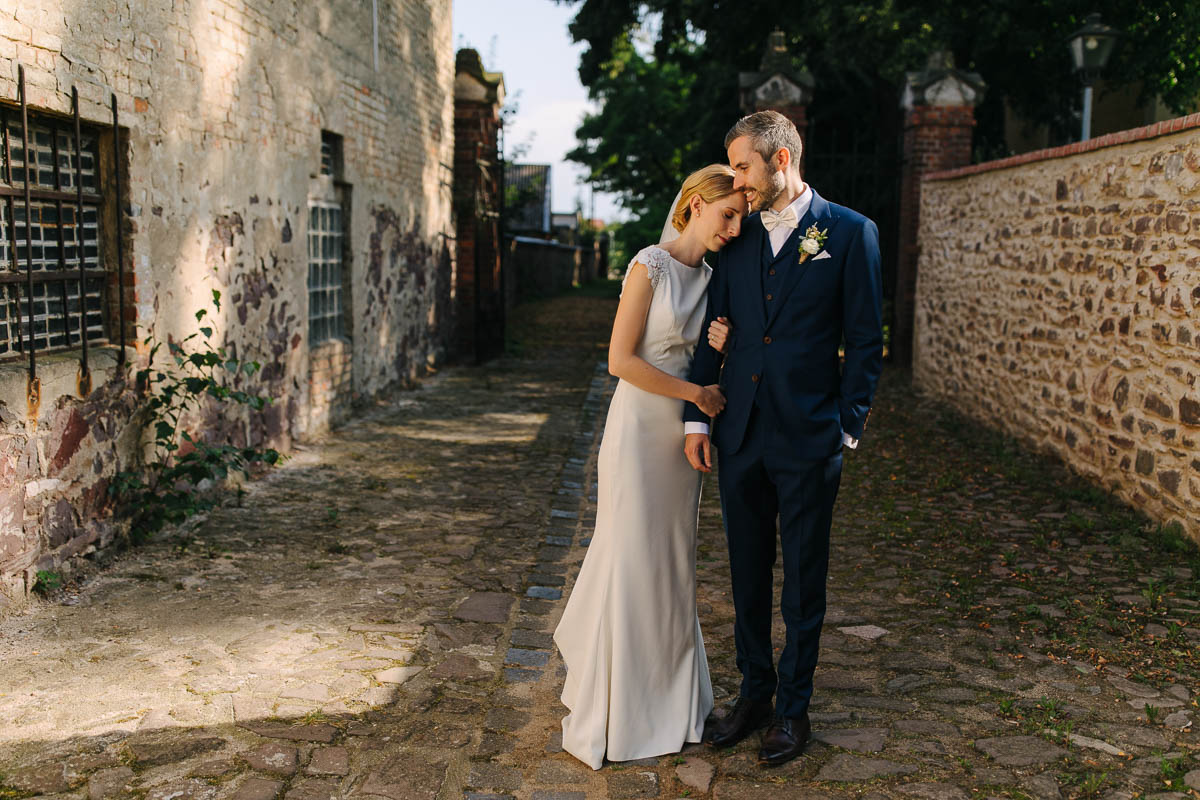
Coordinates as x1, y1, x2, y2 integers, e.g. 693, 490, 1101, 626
2, 285, 1198, 800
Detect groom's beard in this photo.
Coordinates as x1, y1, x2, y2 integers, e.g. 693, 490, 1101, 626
749, 170, 787, 212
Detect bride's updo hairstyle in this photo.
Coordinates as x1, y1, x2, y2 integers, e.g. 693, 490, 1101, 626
670, 164, 736, 233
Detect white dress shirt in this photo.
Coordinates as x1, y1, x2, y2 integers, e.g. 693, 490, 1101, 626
685, 185, 859, 450
766, 185, 812, 256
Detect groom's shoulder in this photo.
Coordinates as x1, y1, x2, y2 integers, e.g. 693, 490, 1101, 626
825, 198, 876, 231
723, 214, 763, 255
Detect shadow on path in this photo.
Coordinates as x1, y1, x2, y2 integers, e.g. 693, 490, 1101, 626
2, 282, 1198, 800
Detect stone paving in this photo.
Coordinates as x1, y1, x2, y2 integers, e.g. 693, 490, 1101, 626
2, 285, 1199, 800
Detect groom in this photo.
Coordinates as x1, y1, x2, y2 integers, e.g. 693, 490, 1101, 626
684, 110, 882, 765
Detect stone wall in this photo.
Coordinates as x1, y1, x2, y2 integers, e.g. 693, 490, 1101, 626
509, 236, 602, 301
0, 0, 455, 611
914, 114, 1200, 542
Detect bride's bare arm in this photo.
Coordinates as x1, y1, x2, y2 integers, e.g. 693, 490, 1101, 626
609, 262, 725, 417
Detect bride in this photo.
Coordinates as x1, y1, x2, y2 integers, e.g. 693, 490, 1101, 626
554, 164, 747, 769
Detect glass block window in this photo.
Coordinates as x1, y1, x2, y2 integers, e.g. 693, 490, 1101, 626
0, 111, 107, 358
307, 202, 344, 344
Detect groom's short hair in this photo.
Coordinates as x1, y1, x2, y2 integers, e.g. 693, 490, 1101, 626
724, 111, 803, 170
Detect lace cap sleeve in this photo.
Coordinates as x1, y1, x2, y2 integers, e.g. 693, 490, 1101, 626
622, 246, 671, 294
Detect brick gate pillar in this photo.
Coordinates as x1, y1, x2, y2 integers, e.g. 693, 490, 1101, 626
739, 30, 814, 173
453, 49, 505, 362
893, 52, 985, 366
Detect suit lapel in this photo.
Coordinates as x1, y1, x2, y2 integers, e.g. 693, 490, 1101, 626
765, 190, 839, 330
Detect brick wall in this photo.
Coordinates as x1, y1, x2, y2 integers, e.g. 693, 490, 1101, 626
894, 104, 976, 365
0, 0, 455, 611
453, 90, 502, 361
509, 237, 601, 301
914, 114, 1200, 542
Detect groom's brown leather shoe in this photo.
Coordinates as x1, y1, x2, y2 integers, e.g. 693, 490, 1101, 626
704, 697, 773, 748
757, 713, 811, 766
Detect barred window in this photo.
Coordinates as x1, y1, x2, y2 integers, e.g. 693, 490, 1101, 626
307, 202, 344, 343
0, 110, 106, 358
308, 131, 347, 346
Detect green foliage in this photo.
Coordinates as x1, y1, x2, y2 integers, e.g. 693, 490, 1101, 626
0, 776, 33, 800
111, 290, 281, 541
557, 1, 1200, 230
1159, 754, 1190, 790
32, 570, 62, 595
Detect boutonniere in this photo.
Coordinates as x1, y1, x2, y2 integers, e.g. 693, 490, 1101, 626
798, 225, 829, 264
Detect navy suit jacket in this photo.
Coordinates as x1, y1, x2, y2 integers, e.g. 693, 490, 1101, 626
684, 189, 883, 459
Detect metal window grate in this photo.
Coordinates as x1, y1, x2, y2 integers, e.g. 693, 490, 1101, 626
320, 131, 342, 178
307, 202, 344, 344
1, 111, 107, 358
320, 139, 333, 176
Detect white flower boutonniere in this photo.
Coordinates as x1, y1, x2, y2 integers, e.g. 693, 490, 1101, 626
798, 224, 829, 264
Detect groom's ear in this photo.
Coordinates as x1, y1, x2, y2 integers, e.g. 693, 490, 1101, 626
774, 146, 792, 172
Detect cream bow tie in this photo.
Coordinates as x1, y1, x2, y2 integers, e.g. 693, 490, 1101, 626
760, 206, 798, 233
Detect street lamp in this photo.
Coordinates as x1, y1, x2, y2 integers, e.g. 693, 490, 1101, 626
1067, 12, 1119, 141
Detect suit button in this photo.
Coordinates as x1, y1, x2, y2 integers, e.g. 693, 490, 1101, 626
766, 293, 773, 301
769, 269, 776, 276
763, 336, 772, 344
751, 374, 759, 383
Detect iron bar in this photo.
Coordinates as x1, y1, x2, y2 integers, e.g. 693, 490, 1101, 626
0, 185, 104, 204
497, 118, 506, 351
18, 65, 35, 379
111, 92, 125, 364
2, 111, 17, 353
73, 87, 88, 379
3, 112, 19, 274
0, 268, 106, 284
51, 106, 71, 355
472, 142, 482, 364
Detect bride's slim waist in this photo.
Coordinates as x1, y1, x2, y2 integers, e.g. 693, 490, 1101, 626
611, 378, 688, 411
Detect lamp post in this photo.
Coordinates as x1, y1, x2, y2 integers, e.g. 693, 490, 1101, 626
1067, 13, 1119, 141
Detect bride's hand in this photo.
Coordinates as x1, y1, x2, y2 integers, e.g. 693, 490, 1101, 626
708, 316, 732, 354
693, 384, 726, 417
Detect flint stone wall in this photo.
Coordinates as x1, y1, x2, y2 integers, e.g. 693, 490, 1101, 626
914, 114, 1200, 542
0, 0, 455, 611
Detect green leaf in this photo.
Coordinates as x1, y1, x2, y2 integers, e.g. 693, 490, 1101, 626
212, 289, 221, 309
195, 308, 207, 321
199, 327, 213, 339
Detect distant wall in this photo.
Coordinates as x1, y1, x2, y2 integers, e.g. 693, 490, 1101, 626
914, 114, 1200, 542
509, 237, 603, 301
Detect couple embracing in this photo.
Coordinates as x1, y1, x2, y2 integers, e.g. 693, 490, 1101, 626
553, 111, 883, 770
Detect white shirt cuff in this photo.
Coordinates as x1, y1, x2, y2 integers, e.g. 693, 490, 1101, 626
842, 432, 859, 449
684, 422, 710, 436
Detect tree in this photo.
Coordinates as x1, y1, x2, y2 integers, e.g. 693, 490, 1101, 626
558, 0, 1200, 260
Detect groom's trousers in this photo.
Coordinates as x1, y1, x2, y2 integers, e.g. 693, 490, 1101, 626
717, 402, 843, 720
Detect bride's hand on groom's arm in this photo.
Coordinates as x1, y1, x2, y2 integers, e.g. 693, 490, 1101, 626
691, 384, 725, 417
684, 432, 713, 473
708, 316, 732, 354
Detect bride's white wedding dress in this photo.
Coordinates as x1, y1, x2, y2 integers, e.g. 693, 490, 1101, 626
554, 244, 714, 770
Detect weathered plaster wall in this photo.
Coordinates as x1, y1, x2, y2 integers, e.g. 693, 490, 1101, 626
0, 0, 455, 611
914, 116, 1200, 542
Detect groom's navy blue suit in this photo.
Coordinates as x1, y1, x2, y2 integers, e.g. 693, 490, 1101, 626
684, 188, 882, 719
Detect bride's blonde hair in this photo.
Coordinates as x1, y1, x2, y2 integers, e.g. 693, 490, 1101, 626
670, 164, 737, 233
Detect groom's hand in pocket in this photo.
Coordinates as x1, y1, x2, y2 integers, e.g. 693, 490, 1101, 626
685, 433, 713, 473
